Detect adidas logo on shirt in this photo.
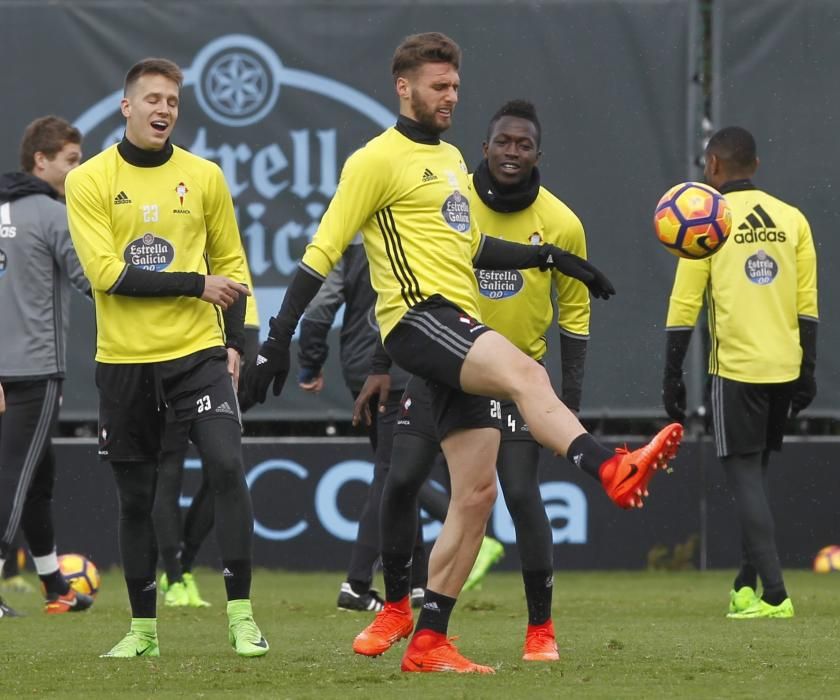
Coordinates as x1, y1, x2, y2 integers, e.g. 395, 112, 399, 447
215, 401, 234, 415
113, 191, 132, 205
421, 168, 438, 183
733, 204, 786, 243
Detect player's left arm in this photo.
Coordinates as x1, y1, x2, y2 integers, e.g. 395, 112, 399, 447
791, 211, 819, 415
48, 203, 91, 299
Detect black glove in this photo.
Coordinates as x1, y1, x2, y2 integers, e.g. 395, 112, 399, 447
541, 246, 615, 300
245, 336, 291, 404
790, 372, 816, 417
662, 374, 687, 422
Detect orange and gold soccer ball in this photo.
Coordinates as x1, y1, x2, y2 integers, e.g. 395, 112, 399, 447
653, 182, 732, 259
813, 545, 840, 574
58, 553, 101, 596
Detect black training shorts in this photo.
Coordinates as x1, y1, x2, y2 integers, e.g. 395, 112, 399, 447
96, 347, 240, 462
708, 374, 794, 458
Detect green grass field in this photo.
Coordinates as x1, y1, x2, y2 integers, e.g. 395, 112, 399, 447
2, 569, 839, 698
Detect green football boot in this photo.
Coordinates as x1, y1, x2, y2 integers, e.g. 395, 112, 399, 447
159, 573, 170, 593
164, 581, 190, 607
463, 537, 505, 592
183, 572, 211, 607
727, 597, 794, 619
728, 586, 759, 614
227, 600, 269, 657
101, 619, 160, 658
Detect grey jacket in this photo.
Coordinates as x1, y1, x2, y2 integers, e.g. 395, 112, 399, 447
0, 172, 90, 380
298, 237, 410, 393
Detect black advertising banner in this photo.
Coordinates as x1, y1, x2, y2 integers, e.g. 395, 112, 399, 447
0, 0, 693, 421
52, 437, 838, 571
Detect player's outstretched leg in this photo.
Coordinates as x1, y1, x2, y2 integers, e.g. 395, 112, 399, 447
353, 596, 414, 656
228, 600, 269, 657
45, 588, 94, 614
596, 423, 683, 509
100, 619, 160, 658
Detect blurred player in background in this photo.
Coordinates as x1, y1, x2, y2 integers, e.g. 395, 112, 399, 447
0, 116, 93, 618
247, 32, 682, 672
153, 264, 260, 609
65, 58, 267, 657
352, 99, 594, 662
663, 126, 818, 619
1, 534, 35, 594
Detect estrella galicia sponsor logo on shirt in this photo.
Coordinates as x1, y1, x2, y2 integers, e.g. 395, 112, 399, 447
124, 233, 175, 271
441, 190, 470, 233
0, 248, 7, 278
475, 269, 524, 300
744, 249, 778, 285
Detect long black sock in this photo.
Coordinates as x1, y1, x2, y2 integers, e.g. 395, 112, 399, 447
566, 434, 613, 482
382, 553, 412, 602
734, 563, 758, 591
126, 576, 157, 618
522, 569, 554, 626
222, 559, 252, 600
39, 570, 69, 596
415, 589, 456, 634
160, 547, 184, 584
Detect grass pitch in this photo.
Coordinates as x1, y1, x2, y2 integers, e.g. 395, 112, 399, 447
2, 569, 839, 698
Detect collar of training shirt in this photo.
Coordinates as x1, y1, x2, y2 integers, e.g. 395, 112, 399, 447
395, 115, 440, 145
719, 179, 755, 194
117, 135, 174, 167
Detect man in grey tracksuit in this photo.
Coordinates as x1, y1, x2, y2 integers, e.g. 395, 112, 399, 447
0, 116, 93, 618
297, 236, 450, 612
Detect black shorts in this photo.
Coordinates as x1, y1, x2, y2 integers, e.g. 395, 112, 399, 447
385, 295, 493, 390
499, 400, 538, 444
394, 375, 500, 442
96, 347, 240, 462
709, 375, 794, 458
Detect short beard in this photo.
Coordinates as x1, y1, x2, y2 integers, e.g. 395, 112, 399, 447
410, 93, 449, 136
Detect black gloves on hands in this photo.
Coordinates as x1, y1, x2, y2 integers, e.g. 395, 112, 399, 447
790, 372, 817, 417
245, 335, 291, 404
540, 246, 616, 300
662, 374, 687, 422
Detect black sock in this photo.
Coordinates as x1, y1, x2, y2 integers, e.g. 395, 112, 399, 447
734, 564, 758, 591
381, 553, 412, 603
348, 578, 371, 595
40, 570, 70, 596
126, 576, 157, 617
522, 569, 553, 626
222, 559, 252, 600
415, 589, 456, 634
762, 586, 788, 606
566, 434, 613, 482
161, 546, 184, 584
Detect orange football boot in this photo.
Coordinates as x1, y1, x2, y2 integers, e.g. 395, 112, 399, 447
352, 598, 413, 656
401, 630, 495, 674
599, 423, 683, 509
44, 589, 93, 614
522, 620, 560, 661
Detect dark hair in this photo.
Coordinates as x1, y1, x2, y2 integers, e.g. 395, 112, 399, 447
391, 32, 461, 80
124, 57, 184, 95
19, 116, 82, 172
706, 126, 757, 170
486, 99, 542, 146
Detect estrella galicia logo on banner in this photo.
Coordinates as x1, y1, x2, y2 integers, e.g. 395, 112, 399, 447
744, 249, 778, 285
124, 233, 175, 271
475, 269, 525, 299
73, 34, 397, 329
441, 190, 470, 233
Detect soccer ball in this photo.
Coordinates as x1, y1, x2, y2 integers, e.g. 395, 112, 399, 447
813, 545, 840, 574
58, 553, 100, 596
653, 182, 732, 259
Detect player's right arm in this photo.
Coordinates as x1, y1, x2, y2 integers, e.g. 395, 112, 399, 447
246, 145, 393, 404
662, 257, 711, 420
65, 167, 246, 308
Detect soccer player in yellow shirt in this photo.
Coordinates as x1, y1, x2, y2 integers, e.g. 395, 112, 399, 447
663, 126, 818, 619
65, 58, 267, 658
248, 33, 682, 672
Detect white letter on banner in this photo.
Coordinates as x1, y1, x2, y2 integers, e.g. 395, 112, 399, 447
315, 460, 373, 542
246, 459, 308, 541
490, 480, 587, 544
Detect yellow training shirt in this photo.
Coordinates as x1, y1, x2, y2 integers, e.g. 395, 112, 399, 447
301, 127, 482, 339
471, 183, 590, 360
666, 185, 818, 382
65, 144, 247, 363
